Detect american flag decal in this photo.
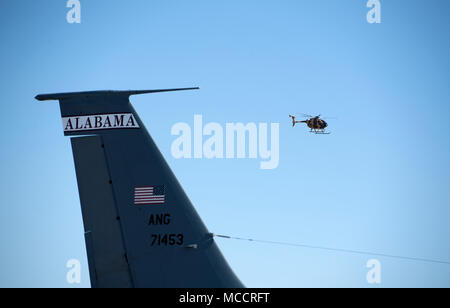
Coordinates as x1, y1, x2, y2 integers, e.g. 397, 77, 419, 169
134, 185, 165, 205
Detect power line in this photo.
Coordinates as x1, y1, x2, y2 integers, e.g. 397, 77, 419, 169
212, 233, 450, 266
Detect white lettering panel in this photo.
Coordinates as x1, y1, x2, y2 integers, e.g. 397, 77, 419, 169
62, 113, 140, 133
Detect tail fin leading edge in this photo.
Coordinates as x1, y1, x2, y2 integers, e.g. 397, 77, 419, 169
37, 88, 244, 288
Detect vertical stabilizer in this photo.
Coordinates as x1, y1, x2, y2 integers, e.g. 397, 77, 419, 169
36, 88, 244, 288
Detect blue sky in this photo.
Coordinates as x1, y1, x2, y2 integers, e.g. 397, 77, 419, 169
0, 0, 450, 287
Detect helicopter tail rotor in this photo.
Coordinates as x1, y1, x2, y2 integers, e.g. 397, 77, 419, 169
289, 115, 296, 127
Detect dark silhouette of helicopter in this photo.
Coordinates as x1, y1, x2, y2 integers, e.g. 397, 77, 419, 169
289, 114, 331, 134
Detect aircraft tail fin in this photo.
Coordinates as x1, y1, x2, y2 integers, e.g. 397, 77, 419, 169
37, 88, 244, 288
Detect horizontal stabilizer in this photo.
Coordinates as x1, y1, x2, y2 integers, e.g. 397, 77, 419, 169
35, 87, 199, 101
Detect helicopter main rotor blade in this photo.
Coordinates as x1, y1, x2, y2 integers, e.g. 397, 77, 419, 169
299, 113, 314, 118
321, 116, 338, 120
295, 113, 337, 120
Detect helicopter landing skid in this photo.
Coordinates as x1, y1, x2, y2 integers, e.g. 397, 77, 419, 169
310, 131, 331, 135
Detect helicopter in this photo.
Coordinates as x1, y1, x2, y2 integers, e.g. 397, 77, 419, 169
289, 114, 331, 135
